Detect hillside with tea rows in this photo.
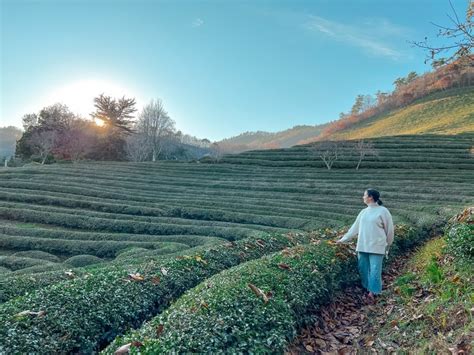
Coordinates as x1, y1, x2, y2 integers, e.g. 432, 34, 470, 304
0, 134, 471, 272
0, 133, 472, 353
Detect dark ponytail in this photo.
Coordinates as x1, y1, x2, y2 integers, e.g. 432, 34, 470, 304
366, 188, 383, 205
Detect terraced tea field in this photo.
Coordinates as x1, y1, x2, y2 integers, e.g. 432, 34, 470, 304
0, 134, 473, 273
0, 133, 472, 353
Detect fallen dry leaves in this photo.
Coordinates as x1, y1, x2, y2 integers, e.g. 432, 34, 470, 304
248, 283, 272, 304
286, 252, 412, 354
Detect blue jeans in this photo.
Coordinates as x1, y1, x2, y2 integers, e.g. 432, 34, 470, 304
357, 252, 384, 295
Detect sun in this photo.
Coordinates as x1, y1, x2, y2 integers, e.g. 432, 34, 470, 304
94, 118, 106, 127
42, 79, 138, 119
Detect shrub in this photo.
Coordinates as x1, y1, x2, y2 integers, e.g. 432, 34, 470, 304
0, 233, 186, 258
64, 255, 104, 268
105, 242, 356, 354
0, 231, 322, 354
445, 223, 473, 261
0, 269, 87, 304
12, 250, 61, 263
105, 223, 426, 353
0, 256, 52, 271
115, 248, 150, 260
12, 263, 67, 275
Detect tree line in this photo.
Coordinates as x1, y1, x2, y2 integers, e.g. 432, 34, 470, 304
322, 0, 473, 140
323, 57, 474, 139
13, 95, 212, 164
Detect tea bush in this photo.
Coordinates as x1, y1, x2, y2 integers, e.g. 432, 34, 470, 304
446, 223, 473, 261
106, 223, 425, 354
0, 231, 323, 353
64, 255, 104, 267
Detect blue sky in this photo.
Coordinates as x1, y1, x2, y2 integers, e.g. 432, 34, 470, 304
0, 0, 469, 141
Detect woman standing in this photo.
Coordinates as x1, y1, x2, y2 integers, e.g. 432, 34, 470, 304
336, 189, 394, 303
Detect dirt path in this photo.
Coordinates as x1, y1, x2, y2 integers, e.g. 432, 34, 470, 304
287, 253, 411, 354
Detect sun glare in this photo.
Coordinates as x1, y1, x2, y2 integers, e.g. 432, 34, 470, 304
94, 118, 106, 127
41, 79, 139, 120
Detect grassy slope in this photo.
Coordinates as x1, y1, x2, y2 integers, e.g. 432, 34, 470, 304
360, 234, 473, 352
328, 87, 474, 141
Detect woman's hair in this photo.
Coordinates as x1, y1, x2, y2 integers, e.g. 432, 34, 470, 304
366, 189, 383, 205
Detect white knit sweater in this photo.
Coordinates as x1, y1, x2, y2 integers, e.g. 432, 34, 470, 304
339, 202, 394, 255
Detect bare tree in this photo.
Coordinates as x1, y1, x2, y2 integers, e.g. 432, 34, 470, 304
353, 140, 379, 170
30, 130, 57, 164
91, 94, 137, 133
412, 1, 473, 67
209, 142, 223, 162
125, 133, 151, 162
136, 99, 176, 161
311, 141, 342, 170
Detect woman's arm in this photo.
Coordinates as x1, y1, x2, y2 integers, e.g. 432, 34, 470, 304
383, 209, 394, 246
337, 210, 363, 243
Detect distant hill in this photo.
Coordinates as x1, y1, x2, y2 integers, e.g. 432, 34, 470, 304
218, 87, 473, 152
218, 59, 473, 151
314, 87, 474, 142
217, 124, 329, 153
0, 126, 22, 159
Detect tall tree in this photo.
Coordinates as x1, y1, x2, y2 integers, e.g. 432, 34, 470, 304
406, 71, 418, 83
90, 94, 137, 133
375, 91, 389, 106
393, 77, 407, 90
37, 103, 75, 131
136, 99, 176, 161
350, 95, 365, 115
16, 103, 76, 162
22, 113, 38, 131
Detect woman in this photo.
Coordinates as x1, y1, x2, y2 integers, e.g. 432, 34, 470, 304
336, 189, 394, 303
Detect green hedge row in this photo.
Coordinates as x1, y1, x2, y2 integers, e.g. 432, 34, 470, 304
0, 185, 368, 222
4, 169, 471, 203
0, 183, 353, 221
0, 231, 325, 354
0, 207, 259, 240
11, 263, 67, 275
64, 255, 104, 267
231, 154, 471, 163
3, 182, 469, 211
0, 242, 224, 305
0, 256, 53, 271
0, 234, 188, 258
0, 225, 222, 248
0, 196, 278, 232
216, 158, 473, 170
11, 250, 61, 263
5, 166, 472, 198
4, 183, 466, 224
109, 242, 355, 353
105, 222, 438, 354
0, 269, 84, 303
